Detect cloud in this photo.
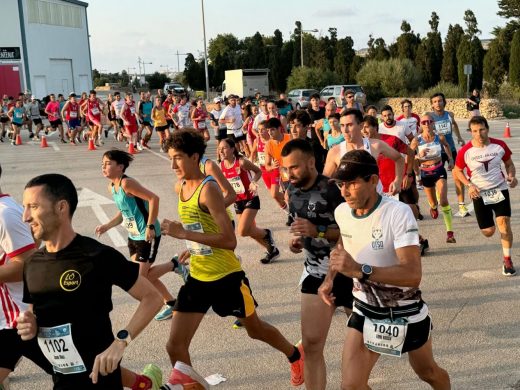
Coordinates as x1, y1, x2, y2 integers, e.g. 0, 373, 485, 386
313, 7, 356, 18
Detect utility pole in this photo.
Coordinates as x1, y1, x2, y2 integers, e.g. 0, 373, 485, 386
201, 0, 210, 100
175, 51, 188, 73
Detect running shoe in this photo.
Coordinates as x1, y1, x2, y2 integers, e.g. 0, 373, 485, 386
98, 136, 104, 145
446, 231, 456, 243
10, 140, 15, 146
29, 132, 34, 139
458, 204, 470, 217
141, 141, 151, 150
154, 305, 174, 321
76, 136, 82, 143
232, 319, 244, 329
34, 136, 40, 141
70, 139, 76, 146
143, 363, 163, 390
416, 181, 424, 190
502, 258, 517, 276
260, 247, 280, 264
290, 340, 305, 387
0, 137, 3, 143
163, 362, 209, 390
263, 229, 276, 253
419, 238, 429, 256
136, 142, 143, 151
104, 129, 109, 138
430, 207, 439, 219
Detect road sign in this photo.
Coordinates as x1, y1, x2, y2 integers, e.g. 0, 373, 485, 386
464, 64, 472, 75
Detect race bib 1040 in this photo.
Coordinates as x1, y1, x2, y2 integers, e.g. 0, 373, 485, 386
363, 316, 408, 357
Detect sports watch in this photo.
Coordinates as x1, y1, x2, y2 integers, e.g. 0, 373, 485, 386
147, 224, 155, 230
360, 264, 373, 282
317, 225, 327, 239
116, 329, 132, 346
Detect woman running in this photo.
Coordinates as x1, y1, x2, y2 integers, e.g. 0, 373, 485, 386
7, 100, 26, 145
151, 96, 170, 152
96, 149, 184, 321
411, 114, 456, 243
218, 138, 279, 264
191, 98, 210, 141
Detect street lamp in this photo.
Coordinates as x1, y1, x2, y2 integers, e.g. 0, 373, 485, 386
201, 0, 210, 101
300, 26, 318, 67
174, 51, 188, 73
137, 57, 152, 85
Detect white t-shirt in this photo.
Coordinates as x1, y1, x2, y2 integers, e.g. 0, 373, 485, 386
252, 111, 268, 131
379, 122, 412, 144
220, 104, 243, 134
455, 138, 512, 191
335, 196, 426, 322
111, 100, 125, 118
0, 195, 34, 330
174, 103, 191, 128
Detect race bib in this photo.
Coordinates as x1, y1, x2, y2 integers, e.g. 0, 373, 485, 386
363, 316, 408, 357
434, 121, 451, 135
130, 107, 136, 115
38, 324, 87, 375
197, 121, 206, 129
123, 216, 140, 237
69, 111, 78, 118
228, 176, 245, 194
183, 222, 213, 255
258, 152, 266, 166
481, 188, 505, 205
233, 128, 243, 137
306, 129, 312, 138
91, 107, 100, 115
382, 192, 399, 200
15, 112, 23, 118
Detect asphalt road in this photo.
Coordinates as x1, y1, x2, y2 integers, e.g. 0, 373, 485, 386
1, 119, 520, 390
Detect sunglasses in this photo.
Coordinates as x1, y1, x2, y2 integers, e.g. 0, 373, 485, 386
420, 120, 433, 125
347, 95, 354, 99
334, 175, 372, 190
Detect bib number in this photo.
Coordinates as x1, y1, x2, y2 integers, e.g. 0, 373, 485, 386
233, 128, 243, 137
197, 121, 206, 129
38, 324, 86, 374
70, 111, 78, 118
229, 176, 245, 194
258, 152, 266, 166
130, 107, 136, 115
481, 188, 505, 205
15, 112, 22, 119
382, 192, 399, 200
183, 222, 213, 255
363, 316, 408, 357
123, 216, 140, 237
91, 107, 100, 116
434, 121, 451, 135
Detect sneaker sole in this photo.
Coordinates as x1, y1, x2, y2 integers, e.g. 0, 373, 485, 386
502, 270, 517, 277
260, 252, 280, 264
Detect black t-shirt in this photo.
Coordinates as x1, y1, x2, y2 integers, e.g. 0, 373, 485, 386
287, 174, 344, 277
23, 235, 139, 380
307, 137, 325, 174
307, 107, 326, 143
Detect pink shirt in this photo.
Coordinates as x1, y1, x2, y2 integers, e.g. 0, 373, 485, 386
45, 101, 60, 121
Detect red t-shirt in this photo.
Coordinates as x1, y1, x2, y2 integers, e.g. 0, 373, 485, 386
377, 134, 408, 193
220, 158, 254, 201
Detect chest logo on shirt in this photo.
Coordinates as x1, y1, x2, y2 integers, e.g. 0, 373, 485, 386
371, 227, 384, 250
476, 157, 496, 172
59, 270, 82, 292
307, 202, 317, 218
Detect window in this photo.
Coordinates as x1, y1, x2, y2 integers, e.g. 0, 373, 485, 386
27, 0, 83, 28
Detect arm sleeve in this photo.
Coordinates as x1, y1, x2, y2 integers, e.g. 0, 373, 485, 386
104, 247, 139, 292
392, 203, 419, 249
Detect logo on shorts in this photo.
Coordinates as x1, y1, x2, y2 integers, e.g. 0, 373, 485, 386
59, 270, 82, 292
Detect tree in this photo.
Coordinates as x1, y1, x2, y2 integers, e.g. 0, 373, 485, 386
498, 0, 520, 19
183, 53, 205, 90
286, 67, 339, 91
463, 10, 481, 40
145, 72, 169, 90
244, 32, 266, 68
367, 36, 390, 61
334, 36, 356, 83
456, 10, 483, 91
415, 12, 443, 88
120, 70, 130, 87
395, 20, 420, 60
208, 34, 239, 64
441, 24, 464, 84
510, 29, 520, 86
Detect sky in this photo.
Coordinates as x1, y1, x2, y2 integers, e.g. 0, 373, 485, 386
87, 0, 506, 74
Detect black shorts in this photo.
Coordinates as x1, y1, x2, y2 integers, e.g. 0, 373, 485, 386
217, 128, 228, 140
49, 119, 62, 128
128, 235, 161, 263
155, 125, 169, 132
234, 196, 260, 214
421, 166, 448, 188
142, 121, 152, 127
441, 149, 457, 165
108, 112, 115, 121
473, 189, 511, 229
347, 312, 432, 354
166, 119, 175, 129
32, 118, 43, 126
399, 175, 419, 204
0, 117, 8, 123
229, 132, 246, 143
301, 272, 353, 309
116, 118, 124, 127
174, 271, 258, 318
0, 328, 53, 373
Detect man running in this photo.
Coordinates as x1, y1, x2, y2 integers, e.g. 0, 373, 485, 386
111, 92, 125, 141
327, 150, 451, 389
61, 93, 81, 145
120, 92, 141, 151
27, 95, 43, 140
18, 174, 163, 389
137, 91, 153, 149
209, 97, 226, 140
281, 139, 352, 390
172, 95, 192, 129
219, 95, 243, 142
453, 116, 518, 276
81, 90, 104, 146
159, 130, 304, 388
429, 93, 468, 217
44, 94, 66, 143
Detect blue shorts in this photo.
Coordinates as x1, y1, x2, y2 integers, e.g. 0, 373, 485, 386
68, 119, 81, 129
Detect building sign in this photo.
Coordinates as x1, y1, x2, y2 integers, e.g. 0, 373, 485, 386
0, 47, 21, 60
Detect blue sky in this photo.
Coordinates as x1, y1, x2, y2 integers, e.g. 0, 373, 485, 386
87, 0, 504, 74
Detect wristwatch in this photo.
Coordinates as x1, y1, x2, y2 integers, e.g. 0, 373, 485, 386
360, 264, 373, 282
116, 329, 132, 346
317, 225, 327, 239
147, 224, 155, 230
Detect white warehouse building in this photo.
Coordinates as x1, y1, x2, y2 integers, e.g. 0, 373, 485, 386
0, 0, 92, 98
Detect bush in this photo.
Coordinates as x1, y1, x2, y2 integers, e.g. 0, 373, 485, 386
355, 58, 422, 100
421, 82, 465, 98
497, 82, 520, 104
286, 67, 340, 91
502, 104, 520, 119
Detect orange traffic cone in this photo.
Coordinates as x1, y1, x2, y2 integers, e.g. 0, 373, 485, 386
88, 138, 96, 151
40, 135, 49, 148
128, 142, 136, 154
504, 122, 512, 138
15, 134, 22, 145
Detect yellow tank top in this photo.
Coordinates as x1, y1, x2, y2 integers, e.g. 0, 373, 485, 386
178, 176, 242, 281
152, 107, 167, 127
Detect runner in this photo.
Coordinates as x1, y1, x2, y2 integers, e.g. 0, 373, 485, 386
453, 116, 518, 276
159, 129, 304, 388
60, 93, 81, 145
44, 94, 66, 143
162, 94, 176, 133
27, 95, 43, 140
266, 100, 288, 132
429, 92, 468, 217
410, 114, 456, 243
209, 97, 226, 140
95, 149, 182, 320
191, 98, 210, 141
251, 120, 274, 189
81, 90, 104, 146
326, 149, 451, 389
281, 139, 352, 390
241, 104, 255, 158
151, 96, 170, 153
7, 100, 26, 146
396, 99, 420, 137
120, 92, 141, 151
19, 173, 164, 389
172, 95, 192, 129
307, 93, 325, 145
0, 96, 11, 142
111, 92, 125, 141
316, 103, 337, 148
218, 138, 279, 264
219, 95, 244, 143
138, 91, 153, 149
325, 113, 344, 149
105, 93, 118, 139
339, 88, 365, 115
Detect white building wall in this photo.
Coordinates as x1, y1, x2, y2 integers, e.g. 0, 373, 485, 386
0, 0, 26, 92
21, 0, 92, 97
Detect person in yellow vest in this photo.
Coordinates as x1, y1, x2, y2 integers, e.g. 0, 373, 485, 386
159, 129, 304, 389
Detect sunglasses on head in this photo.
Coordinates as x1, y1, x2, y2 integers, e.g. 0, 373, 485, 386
420, 120, 433, 125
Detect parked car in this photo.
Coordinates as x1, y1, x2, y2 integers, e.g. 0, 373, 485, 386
287, 89, 319, 109
164, 82, 187, 96
319, 85, 366, 107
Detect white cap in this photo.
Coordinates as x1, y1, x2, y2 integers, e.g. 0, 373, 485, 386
213, 97, 222, 103
31, 95, 36, 99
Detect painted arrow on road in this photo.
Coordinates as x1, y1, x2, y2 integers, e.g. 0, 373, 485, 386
77, 187, 126, 247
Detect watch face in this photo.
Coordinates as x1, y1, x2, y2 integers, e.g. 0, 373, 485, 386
117, 330, 129, 340
362, 264, 372, 274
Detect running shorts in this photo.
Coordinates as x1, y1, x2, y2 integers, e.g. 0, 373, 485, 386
421, 166, 448, 188
301, 272, 353, 308
261, 169, 280, 190
0, 328, 53, 373
68, 119, 81, 129
473, 189, 511, 229
32, 118, 42, 126
125, 124, 138, 134
234, 196, 260, 214
49, 119, 62, 128
128, 235, 161, 263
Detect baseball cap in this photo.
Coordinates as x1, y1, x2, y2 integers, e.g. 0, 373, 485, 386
31, 95, 36, 100
69, 92, 76, 98
331, 150, 379, 182
213, 97, 222, 103
228, 94, 239, 99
